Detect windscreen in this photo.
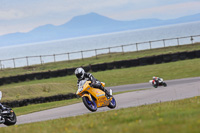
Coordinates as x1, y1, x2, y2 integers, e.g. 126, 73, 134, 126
78, 80, 87, 88
76, 80, 87, 94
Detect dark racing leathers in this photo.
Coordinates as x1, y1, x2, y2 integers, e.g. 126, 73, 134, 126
77, 73, 110, 97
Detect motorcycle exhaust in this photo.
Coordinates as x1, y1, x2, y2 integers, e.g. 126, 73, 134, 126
110, 89, 112, 95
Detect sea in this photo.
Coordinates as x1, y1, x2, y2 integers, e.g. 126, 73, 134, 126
0, 21, 200, 68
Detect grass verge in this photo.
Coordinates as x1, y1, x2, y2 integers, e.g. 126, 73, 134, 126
1, 58, 200, 102
1, 96, 200, 133
0, 43, 200, 77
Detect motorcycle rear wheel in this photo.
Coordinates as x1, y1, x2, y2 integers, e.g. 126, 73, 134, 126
4, 111, 17, 126
108, 96, 116, 109
163, 82, 167, 87
82, 96, 97, 112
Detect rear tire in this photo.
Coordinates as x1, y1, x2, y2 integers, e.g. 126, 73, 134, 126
108, 96, 116, 109
4, 111, 17, 126
82, 96, 97, 112
163, 82, 167, 87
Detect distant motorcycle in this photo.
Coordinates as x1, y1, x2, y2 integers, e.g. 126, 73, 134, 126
149, 78, 167, 88
0, 91, 17, 126
76, 80, 116, 112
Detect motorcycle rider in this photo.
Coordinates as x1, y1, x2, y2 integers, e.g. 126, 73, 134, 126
75, 67, 111, 98
152, 76, 162, 86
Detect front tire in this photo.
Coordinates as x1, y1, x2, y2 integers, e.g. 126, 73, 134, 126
108, 96, 116, 109
82, 96, 97, 112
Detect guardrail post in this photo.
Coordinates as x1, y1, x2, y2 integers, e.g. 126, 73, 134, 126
191, 36, 194, 44
13, 58, 16, 68
177, 38, 180, 46
40, 56, 43, 65
67, 53, 70, 61
136, 43, 138, 51
26, 56, 29, 66
108, 47, 111, 57
149, 41, 152, 49
163, 39, 166, 47
95, 49, 97, 59
53, 54, 56, 62
121, 45, 124, 54
81, 51, 83, 60
0, 60, 2, 70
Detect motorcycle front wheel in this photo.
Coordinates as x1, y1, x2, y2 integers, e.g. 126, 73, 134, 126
153, 85, 158, 88
82, 96, 97, 112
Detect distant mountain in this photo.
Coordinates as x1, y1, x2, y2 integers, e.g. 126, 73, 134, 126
0, 12, 200, 46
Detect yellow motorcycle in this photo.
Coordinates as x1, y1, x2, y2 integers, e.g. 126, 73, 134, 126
76, 80, 116, 112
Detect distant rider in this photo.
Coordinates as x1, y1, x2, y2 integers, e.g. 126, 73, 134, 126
152, 76, 162, 86
75, 67, 111, 98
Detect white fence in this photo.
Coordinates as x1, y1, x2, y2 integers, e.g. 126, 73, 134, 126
0, 35, 200, 69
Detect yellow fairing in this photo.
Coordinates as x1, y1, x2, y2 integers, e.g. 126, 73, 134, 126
77, 81, 112, 108
88, 87, 112, 108
82, 93, 92, 101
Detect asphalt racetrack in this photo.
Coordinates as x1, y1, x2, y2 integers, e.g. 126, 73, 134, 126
2, 77, 200, 126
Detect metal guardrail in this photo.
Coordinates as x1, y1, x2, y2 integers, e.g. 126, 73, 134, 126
0, 35, 200, 69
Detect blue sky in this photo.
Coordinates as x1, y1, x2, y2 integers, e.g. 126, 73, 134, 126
0, 0, 199, 35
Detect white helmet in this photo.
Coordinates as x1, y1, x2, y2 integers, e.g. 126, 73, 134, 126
75, 67, 85, 79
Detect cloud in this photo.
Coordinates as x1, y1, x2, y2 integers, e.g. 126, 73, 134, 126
0, 9, 25, 20
0, 0, 199, 35
0, 0, 156, 20
1, 0, 199, 21
109, 1, 200, 20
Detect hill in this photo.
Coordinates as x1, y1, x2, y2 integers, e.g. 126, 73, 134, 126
0, 12, 200, 46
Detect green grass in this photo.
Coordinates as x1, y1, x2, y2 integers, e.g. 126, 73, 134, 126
1, 96, 200, 133
1, 58, 200, 102
0, 44, 199, 132
0, 43, 200, 77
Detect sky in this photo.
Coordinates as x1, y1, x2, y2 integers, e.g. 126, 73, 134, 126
0, 0, 200, 36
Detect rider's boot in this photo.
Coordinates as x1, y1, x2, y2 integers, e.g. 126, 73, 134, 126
91, 83, 112, 99
100, 85, 111, 99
